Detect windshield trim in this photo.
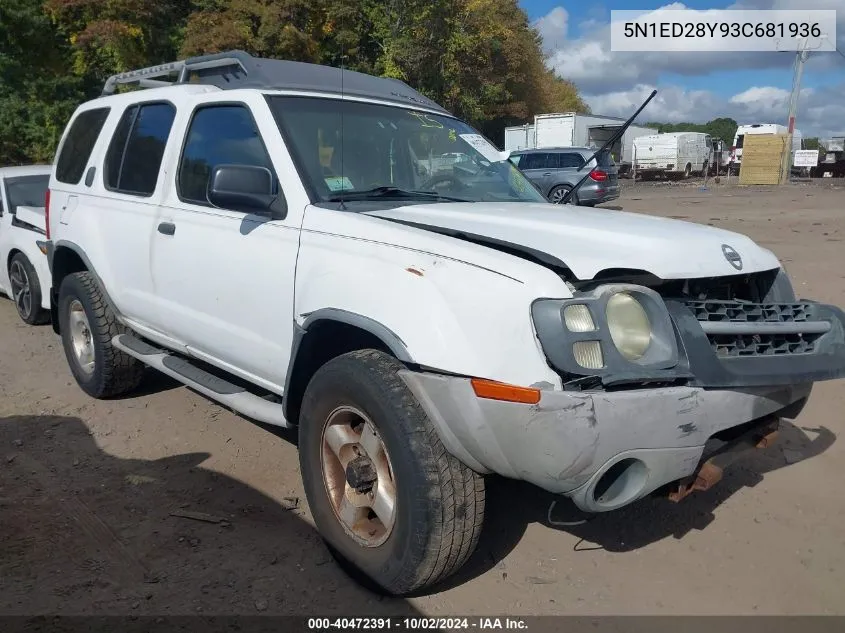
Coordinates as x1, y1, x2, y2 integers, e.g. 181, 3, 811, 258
262, 89, 455, 120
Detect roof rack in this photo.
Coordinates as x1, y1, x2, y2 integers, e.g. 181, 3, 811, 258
100, 50, 449, 114
102, 54, 247, 95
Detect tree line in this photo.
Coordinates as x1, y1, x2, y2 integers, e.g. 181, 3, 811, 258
0, 0, 588, 165
645, 117, 821, 150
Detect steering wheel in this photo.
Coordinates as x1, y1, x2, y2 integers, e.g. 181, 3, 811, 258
419, 173, 464, 192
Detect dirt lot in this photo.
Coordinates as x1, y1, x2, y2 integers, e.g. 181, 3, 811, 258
2, 180, 845, 616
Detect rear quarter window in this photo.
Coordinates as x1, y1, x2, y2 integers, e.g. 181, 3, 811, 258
55, 108, 111, 185
594, 150, 614, 167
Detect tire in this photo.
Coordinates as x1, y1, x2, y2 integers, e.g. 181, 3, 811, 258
299, 350, 485, 596
683, 163, 692, 179
8, 253, 49, 325
700, 162, 709, 177
549, 184, 576, 205
57, 272, 144, 398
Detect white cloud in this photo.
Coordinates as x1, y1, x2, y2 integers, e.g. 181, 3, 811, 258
535, 1, 845, 138
534, 7, 569, 53
539, 1, 845, 94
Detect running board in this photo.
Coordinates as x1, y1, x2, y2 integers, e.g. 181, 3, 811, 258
112, 334, 290, 428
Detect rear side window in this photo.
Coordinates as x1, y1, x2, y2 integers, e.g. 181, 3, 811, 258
594, 150, 613, 167
56, 108, 111, 185
177, 104, 275, 205
3, 175, 50, 215
736, 135, 745, 149
105, 102, 176, 196
521, 153, 552, 170
560, 153, 586, 169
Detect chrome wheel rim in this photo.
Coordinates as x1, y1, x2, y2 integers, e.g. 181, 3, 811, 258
551, 188, 569, 204
9, 261, 32, 320
320, 406, 397, 548
68, 299, 95, 375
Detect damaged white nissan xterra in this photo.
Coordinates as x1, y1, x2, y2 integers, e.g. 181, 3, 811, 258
46, 51, 845, 595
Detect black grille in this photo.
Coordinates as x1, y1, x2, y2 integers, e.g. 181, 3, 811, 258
683, 300, 821, 358
709, 332, 822, 357
684, 300, 812, 323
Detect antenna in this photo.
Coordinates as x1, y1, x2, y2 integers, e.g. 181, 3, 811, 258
561, 89, 657, 205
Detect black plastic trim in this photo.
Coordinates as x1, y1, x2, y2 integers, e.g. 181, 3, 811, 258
116, 333, 161, 356
51, 240, 122, 323
161, 356, 246, 395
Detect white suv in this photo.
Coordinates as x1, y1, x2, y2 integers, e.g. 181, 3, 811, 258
46, 51, 845, 595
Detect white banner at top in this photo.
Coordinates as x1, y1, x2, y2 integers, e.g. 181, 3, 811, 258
610, 9, 836, 52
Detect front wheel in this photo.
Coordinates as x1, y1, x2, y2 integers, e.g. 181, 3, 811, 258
299, 350, 485, 596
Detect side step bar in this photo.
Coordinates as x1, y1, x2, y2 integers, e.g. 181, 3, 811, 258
112, 334, 290, 428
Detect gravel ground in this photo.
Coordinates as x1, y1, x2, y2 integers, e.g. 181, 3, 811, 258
1, 179, 844, 616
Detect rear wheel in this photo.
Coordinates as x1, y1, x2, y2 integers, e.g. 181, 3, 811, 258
299, 350, 485, 596
8, 253, 49, 325
549, 184, 577, 205
57, 272, 144, 398
683, 163, 692, 179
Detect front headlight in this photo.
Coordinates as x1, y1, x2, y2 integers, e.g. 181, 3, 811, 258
606, 292, 652, 361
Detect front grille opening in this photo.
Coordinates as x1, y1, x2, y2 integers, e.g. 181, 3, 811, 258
712, 332, 822, 357
686, 300, 813, 323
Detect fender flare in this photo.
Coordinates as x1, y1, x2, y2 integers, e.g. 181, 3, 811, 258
50, 240, 122, 331
282, 308, 415, 420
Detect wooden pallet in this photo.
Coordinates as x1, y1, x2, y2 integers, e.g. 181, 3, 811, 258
739, 134, 787, 185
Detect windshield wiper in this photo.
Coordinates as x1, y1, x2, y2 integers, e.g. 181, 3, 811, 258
328, 186, 471, 203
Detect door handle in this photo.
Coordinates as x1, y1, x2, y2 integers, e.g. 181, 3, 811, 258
542, 172, 552, 176
158, 222, 175, 236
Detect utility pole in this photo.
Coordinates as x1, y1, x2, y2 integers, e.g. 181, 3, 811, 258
781, 39, 809, 184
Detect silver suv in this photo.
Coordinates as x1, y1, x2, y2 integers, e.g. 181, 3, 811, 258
509, 147, 620, 206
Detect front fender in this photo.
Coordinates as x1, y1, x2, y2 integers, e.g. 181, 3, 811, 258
295, 210, 568, 388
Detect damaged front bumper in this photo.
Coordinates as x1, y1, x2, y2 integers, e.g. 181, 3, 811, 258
398, 369, 812, 512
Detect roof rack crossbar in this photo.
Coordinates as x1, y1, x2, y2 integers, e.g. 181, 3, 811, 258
101, 56, 247, 95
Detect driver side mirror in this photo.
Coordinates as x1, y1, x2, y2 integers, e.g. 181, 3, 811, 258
207, 164, 286, 219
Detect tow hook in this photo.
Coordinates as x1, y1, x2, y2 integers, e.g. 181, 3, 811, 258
668, 417, 780, 503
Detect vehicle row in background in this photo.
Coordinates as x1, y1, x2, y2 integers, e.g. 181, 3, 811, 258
508, 147, 620, 205
504, 112, 656, 178
0, 165, 51, 325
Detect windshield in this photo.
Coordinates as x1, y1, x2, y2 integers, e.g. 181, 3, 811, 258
3, 175, 49, 214
267, 96, 548, 206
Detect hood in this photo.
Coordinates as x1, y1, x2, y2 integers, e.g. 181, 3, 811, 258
364, 202, 780, 280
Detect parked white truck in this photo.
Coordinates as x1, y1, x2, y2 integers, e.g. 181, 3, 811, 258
633, 132, 712, 179
505, 113, 656, 176
45, 51, 845, 596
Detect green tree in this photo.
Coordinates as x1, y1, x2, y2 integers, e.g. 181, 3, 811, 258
0, 0, 90, 164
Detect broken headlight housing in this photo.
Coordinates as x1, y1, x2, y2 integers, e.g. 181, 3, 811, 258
532, 284, 680, 379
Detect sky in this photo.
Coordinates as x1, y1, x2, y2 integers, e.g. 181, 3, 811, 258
521, 0, 845, 138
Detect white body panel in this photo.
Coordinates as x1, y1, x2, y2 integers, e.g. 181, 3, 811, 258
503, 125, 535, 151
534, 113, 576, 148
731, 124, 803, 164
0, 166, 52, 312
365, 202, 781, 281
633, 132, 712, 175
532, 113, 656, 167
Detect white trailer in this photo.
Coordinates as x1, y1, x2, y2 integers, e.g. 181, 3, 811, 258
503, 124, 535, 151
633, 132, 713, 179
730, 123, 803, 173
529, 113, 657, 176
